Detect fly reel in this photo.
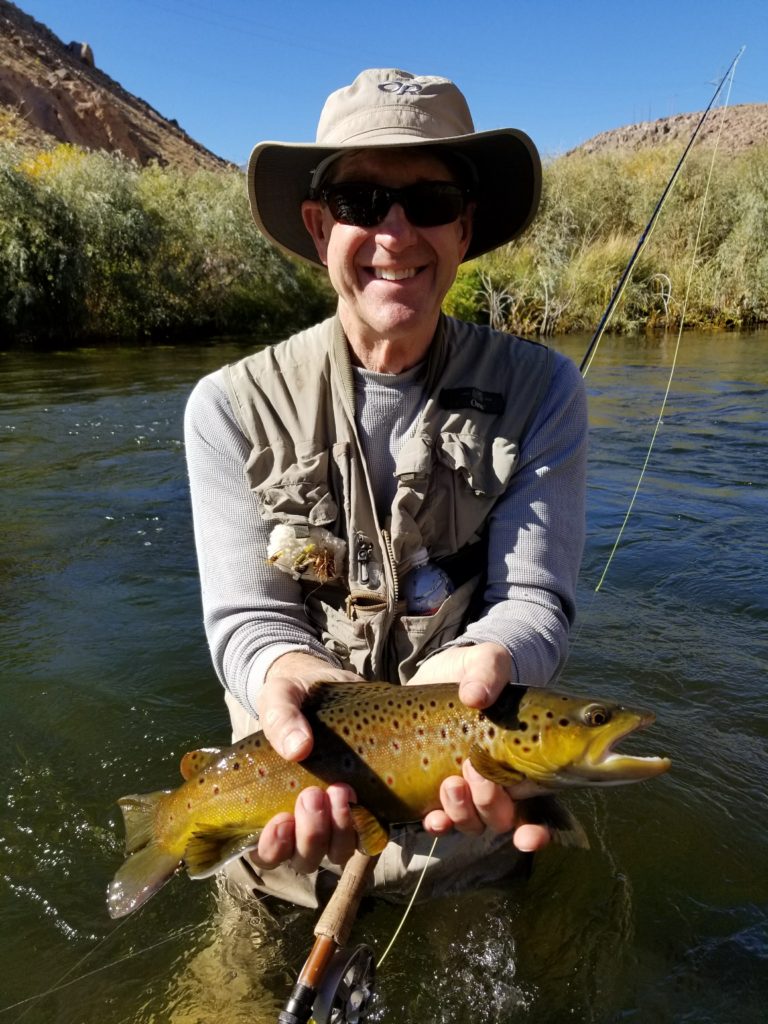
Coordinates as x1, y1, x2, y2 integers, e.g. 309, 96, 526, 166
311, 944, 376, 1024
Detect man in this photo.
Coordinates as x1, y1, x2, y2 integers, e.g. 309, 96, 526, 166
185, 69, 587, 907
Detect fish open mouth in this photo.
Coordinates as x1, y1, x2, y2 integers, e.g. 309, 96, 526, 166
581, 710, 671, 783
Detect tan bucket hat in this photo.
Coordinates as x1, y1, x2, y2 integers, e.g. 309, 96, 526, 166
247, 68, 541, 266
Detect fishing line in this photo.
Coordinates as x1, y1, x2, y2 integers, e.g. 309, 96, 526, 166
589, 53, 741, 596
0, 920, 206, 1019
376, 834, 439, 968
579, 46, 745, 378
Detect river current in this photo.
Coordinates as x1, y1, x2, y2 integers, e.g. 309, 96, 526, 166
1, 330, 766, 1023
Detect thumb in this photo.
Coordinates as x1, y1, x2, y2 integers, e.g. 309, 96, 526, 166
261, 700, 313, 761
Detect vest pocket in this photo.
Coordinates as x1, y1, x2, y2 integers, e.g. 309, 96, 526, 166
247, 447, 338, 526
437, 431, 519, 497
392, 576, 480, 683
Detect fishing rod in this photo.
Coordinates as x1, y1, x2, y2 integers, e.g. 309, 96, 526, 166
278, 850, 377, 1024
579, 45, 745, 376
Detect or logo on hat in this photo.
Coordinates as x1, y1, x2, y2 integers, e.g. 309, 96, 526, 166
378, 80, 424, 95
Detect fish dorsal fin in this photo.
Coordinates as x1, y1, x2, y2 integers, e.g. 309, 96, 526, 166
469, 744, 527, 786
349, 805, 390, 856
179, 747, 223, 781
184, 824, 262, 878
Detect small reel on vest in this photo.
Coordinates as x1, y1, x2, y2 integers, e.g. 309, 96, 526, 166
311, 944, 376, 1024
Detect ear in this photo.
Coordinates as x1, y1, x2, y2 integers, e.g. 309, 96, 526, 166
301, 200, 331, 265
457, 201, 475, 259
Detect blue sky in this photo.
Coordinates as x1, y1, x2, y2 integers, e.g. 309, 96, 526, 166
17, 0, 766, 165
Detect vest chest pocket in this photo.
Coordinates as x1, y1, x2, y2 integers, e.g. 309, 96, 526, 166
437, 431, 519, 496
245, 446, 338, 527
414, 431, 520, 553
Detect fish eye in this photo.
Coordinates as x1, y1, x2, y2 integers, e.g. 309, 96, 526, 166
583, 704, 611, 727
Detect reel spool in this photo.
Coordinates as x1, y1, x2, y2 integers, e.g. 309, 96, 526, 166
311, 944, 376, 1024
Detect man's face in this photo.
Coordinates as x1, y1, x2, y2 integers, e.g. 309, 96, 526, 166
301, 148, 473, 358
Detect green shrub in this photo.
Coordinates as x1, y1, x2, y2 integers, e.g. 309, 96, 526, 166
0, 142, 333, 346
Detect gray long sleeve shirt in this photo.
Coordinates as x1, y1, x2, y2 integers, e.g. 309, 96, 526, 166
184, 347, 587, 718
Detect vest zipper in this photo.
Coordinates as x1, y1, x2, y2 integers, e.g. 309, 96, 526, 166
381, 529, 399, 608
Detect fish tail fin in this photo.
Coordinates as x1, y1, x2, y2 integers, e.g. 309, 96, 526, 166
521, 795, 590, 850
107, 790, 180, 918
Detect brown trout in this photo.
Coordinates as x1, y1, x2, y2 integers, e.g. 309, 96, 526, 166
107, 681, 669, 918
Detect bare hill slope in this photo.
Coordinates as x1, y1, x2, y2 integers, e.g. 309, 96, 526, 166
0, 0, 226, 169
570, 103, 768, 158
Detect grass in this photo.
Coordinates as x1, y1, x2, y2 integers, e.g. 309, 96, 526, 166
445, 144, 768, 335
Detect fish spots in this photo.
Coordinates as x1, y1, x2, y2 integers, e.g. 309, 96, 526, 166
289, 779, 297, 790
391, 740, 401, 753
422, 756, 430, 768
213, 786, 220, 796
417, 727, 425, 737
455, 755, 463, 766
392, 719, 400, 730
487, 726, 496, 739
559, 718, 570, 727
342, 725, 351, 737
244, 795, 250, 804
258, 766, 266, 778
461, 723, 469, 735
233, 762, 240, 771
187, 801, 192, 810
532, 733, 539, 742
440, 727, 448, 740
198, 777, 205, 785
429, 699, 437, 708
546, 711, 554, 720
386, 775, 395, 787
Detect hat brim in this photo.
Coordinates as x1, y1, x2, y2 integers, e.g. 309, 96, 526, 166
247, 129, 541, 266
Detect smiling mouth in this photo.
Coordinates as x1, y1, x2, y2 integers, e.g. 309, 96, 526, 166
372, 267, 419, 281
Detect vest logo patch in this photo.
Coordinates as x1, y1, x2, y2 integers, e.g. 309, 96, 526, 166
439, 387, 505, 415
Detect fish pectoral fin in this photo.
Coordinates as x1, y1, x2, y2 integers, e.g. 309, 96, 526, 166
469, 744, 526, 786
179, 747, 223, 781
184, 825, 262, 879
107, 842, 182, 919
519, 795, 590, 850
349, 805, 389, 856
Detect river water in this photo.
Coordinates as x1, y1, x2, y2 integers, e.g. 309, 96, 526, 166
1, 330, 766, 1024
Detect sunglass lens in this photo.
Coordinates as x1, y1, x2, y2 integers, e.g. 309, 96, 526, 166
325, 185, 380, 227
404, 184, 465, 226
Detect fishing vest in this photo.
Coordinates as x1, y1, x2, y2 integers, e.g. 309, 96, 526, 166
226, 313, 552, 684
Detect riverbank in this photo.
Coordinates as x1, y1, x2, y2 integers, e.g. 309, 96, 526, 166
1, 136, 766, 347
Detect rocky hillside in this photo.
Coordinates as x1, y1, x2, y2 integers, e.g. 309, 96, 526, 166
0, 0, 225, 169
570, 103, 768, 157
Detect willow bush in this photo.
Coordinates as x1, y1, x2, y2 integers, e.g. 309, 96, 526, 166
2, 137, 766, 346
445, 144, 768, 335
0, 141, 332, 346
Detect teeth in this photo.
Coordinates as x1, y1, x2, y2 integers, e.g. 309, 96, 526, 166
374, 268, 417, 281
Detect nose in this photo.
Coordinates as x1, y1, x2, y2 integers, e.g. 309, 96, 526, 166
374, 202, 418, 247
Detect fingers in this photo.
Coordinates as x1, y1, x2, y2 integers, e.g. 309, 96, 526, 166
423, 760, 551, 853
248, 783, 358, 875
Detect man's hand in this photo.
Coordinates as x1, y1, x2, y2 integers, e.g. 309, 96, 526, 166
249, 651, 362, 873
409, 641, 551, 853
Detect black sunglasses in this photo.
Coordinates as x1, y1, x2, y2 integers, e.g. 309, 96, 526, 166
313, 181, 471, 228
